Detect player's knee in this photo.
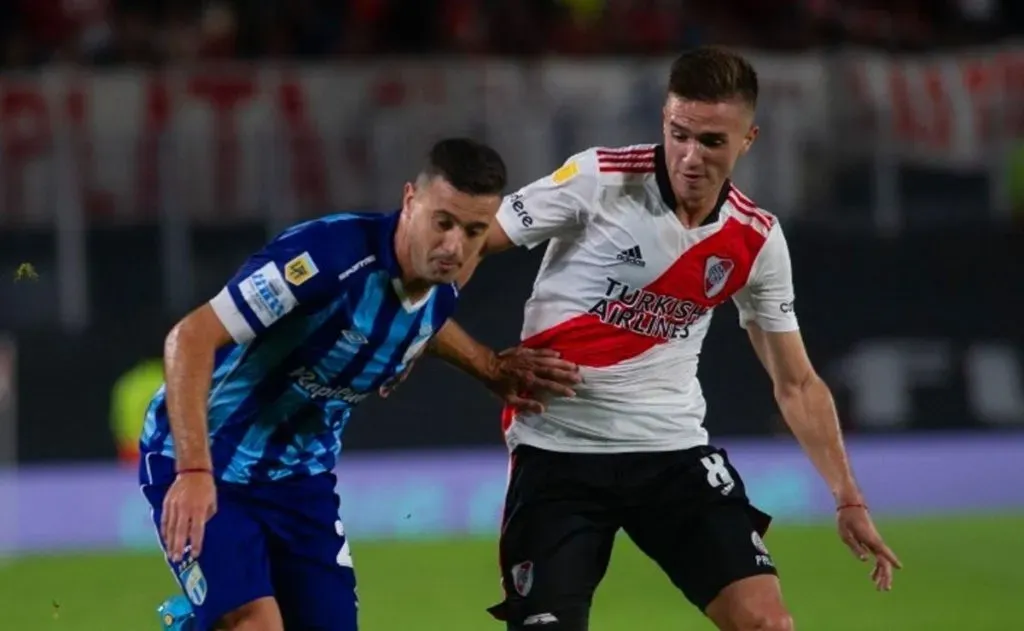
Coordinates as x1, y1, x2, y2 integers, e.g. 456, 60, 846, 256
706, 575, 792, 631
734, 611, 794, 631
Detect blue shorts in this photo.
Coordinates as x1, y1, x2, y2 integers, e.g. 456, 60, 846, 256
140, 454, 358, 631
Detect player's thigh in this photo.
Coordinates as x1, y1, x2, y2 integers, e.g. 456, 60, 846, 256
217, 597, 285, 631
488, 446, 618, 630
704, 575, 793, 631
261, 482, 358, 630
143, 484, 277, 631
621, 446, 780, 613
268, 528, 357, 631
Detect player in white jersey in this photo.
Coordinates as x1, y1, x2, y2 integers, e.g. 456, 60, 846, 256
429, 48, 902, 631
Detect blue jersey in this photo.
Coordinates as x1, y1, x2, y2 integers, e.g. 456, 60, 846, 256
139, 211, 458, 484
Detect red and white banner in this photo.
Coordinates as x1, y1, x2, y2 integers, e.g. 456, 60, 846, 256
845, 47, 1024, 168
0, 49, 1019, 225
0, 63, 544, 224
0, 67, 374, 224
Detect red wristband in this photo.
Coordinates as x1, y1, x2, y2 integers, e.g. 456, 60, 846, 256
176, 467, 213, 476
836, 502, 867, 512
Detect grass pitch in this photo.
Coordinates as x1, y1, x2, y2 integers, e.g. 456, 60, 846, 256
2, 514, 1022, 630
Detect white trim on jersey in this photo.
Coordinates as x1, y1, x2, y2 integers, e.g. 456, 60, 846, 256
210, 287, 257, 344
391, 278, 435, 313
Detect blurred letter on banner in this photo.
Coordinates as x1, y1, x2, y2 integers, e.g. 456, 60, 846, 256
0, 335, 16, 557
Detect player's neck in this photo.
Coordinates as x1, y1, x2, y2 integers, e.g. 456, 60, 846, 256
674, 194, 718, 229
399, 276, 432, 301
392, 229, 433, 301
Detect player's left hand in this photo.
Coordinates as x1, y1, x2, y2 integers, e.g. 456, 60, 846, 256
490, 346, 582, 413
836, 504, 903, 591
161, 471, 218, 563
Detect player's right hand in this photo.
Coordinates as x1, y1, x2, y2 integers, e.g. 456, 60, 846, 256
161, 471, 218, 562
490, 346, 582, 413
836, 504, 902, 591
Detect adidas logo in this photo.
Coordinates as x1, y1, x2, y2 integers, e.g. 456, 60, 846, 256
616, 245, 646, 267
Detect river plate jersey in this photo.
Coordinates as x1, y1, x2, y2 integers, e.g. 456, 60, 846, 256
496, 145, 800, 453
139, 211, 458, 483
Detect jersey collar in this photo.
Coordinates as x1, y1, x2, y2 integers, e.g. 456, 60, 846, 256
654, 145, 730, 227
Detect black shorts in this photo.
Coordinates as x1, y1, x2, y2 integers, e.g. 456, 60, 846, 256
487, 444, 776, 629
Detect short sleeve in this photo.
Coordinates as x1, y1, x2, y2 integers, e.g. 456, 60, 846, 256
495, 150, 598, 250
209, 220, 352, 343
732, 222, 800, 332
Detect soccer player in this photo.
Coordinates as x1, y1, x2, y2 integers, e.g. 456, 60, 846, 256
429, 48, 903, 631
140, 138, 578, 631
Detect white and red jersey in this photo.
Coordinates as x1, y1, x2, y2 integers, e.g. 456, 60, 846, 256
494, 144, 800, 453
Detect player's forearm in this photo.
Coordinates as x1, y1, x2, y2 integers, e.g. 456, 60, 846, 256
776, 375, 863, 504
163, 321, 216, 472
428, 320, 499, 385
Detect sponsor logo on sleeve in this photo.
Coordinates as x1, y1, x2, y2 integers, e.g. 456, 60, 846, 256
239, 262, 298, 327
284, 251, 319, 286
508, 192, 533, 228
551, 160, 579, 184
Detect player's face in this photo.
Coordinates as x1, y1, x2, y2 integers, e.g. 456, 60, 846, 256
662, 94, 758, 207
401, 176, 500, 284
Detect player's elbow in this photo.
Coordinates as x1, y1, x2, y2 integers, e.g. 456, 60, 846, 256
480, 237, 509, 257
165, 304, 231, 360
771, 368, 820, 404
164, 317, 198, 364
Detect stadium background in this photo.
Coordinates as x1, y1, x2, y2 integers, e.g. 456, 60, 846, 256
0, 1, 1022, 629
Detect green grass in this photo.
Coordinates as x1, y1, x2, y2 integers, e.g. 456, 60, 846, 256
3, 514, 1023, 630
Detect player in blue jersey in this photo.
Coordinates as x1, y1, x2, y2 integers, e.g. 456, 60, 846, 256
141, 138, 582, 631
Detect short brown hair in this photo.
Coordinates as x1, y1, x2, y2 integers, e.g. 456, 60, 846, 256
422, 138, 508, 196
667, 47, 759, 108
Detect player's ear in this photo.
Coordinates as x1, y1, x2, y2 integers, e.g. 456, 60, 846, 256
741, 125, 759, 155
402, 181, 416, 213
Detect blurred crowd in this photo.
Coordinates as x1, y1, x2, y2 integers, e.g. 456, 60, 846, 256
1, 0, 1023, 67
